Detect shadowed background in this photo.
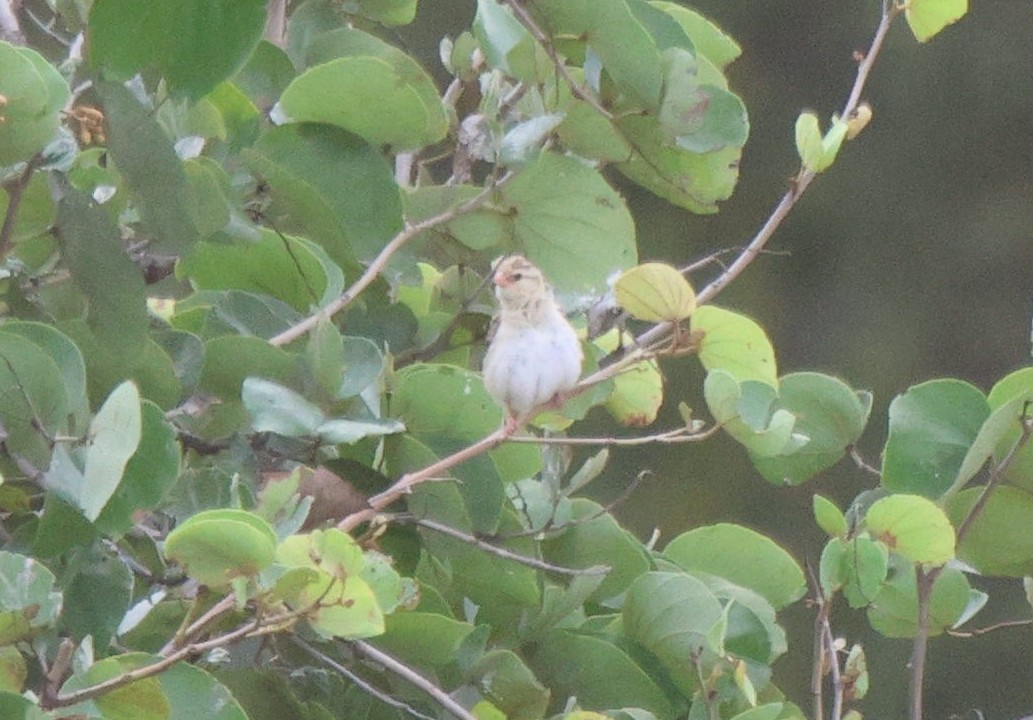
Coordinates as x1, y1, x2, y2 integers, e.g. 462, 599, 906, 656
400, 1, 1033, 716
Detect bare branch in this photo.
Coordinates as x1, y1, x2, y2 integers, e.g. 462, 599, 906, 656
504, 423, 719, 446
353, 640, 479, 720
395, 514, 610, 576
294, 638, 440, 720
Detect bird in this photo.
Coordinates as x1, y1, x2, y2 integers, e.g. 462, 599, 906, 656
482, 255, 583, 431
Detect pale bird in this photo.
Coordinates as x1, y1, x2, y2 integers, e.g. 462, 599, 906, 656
482, 256, 583, 430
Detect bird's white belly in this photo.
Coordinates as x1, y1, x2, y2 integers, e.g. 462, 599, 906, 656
483, 322, 582, 415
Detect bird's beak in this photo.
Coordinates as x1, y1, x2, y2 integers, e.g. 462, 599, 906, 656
493, 270, 512, 287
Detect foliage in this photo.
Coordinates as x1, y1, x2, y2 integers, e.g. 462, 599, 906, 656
0, 1, 1022, 720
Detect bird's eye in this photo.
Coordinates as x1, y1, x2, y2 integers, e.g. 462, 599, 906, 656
511, 272, 523, 281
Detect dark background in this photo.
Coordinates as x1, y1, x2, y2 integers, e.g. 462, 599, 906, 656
403, 1, 1033, 717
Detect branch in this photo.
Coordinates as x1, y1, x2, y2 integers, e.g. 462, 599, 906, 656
503, 0, 613, 120
294, 638, 440, 720
353, 640, 479, 720
338, 425, 513, 531
395, 514, 610, 576
269, 174, 511, 347
947, 618, 1033, 638
0, 154, 43, 258
49, 615, 262, 708
503, 423, 719, 446
633, 3, 900, 351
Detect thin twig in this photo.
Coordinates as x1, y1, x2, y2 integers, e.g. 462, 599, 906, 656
294, 638, 439, 720
821, 612, 844, 720
49, 616, 263, 708
503, 0, 613, 120
503, 423, 718, 446
633, 3, 900, 352
353, 640, 479, 720
397, 515, 609, 576
0, 154, 43, 258
947, 618, 1033, 638
338, 425, 513, 531
270, 173, 512, 347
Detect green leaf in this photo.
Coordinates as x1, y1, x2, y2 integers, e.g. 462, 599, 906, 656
0, 173, 55, 244
180, 230, 341, 312
281, 28, 448, 149
95, 400, 182, 534
470, 649, 550, 720
79, 381, 142, 521
95, 82, 200, 253
62, 653, 247, 720
614, 262, 696, 322
531, 629, 674, 720
881, 379, 989, 498
242, 378, 324, 436
245, 123, 401, 268
795, 112, 848, 173
374, 612, 475, 668
649, 2, 741, 68
0, 322, 89, 432
0, 43, 69, 165
164, 509, 278, 588
61, 543, 133, 649
692, 305, 777, 386
594, 330, 663, 427
616, 117, 742, 213
88, 0, 267, 100
356, 0, 418, 25
987, 367, 1033, 491
865, 494, 955, 566
623, 571, 724, 694
905, 0, 967, 42
949, 392, 1033, 496
0, 647, 27, 693
948, 485, 1033, 577
0, 551, 63, 645
664, 524, 806, 609
751, 373, 871, 485
473, 0, 550, 83
533, 0, 663, 109
501, 152, 637, 293
0, 331, 70, 472
704, 371, 799, 457
543, 499, 651, 603
813, 495, 848, 538
819, 536, 888, 608
658, 49, 748, 153
866, 558, 969, 637
198, 335, 297, 399
56, 185, 149, 357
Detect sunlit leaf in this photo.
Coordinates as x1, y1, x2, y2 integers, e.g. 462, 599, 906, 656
692, 305, 777, 386
165, 509, 277, 587
865, 494, 955, 566
905, 0, 968, 42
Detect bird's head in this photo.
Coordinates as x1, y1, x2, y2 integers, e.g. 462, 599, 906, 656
491, 255, 549, 310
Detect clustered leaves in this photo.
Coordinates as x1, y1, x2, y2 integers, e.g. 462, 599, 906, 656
0, 0, 1019, 720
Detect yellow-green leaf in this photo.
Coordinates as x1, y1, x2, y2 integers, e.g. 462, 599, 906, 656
614, 262, 696, 322
865, 495, 955, 566
906, 0, 967, 42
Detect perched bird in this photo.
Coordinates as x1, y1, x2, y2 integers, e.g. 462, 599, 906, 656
482, 255, 583, 430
